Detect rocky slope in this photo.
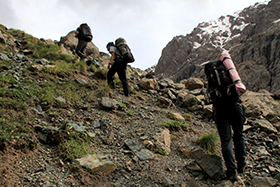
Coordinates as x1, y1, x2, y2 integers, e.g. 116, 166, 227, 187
0, 24, 280, 187
155, 0, 280, 93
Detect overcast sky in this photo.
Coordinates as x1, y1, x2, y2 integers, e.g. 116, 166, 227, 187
0, 0, 269, 70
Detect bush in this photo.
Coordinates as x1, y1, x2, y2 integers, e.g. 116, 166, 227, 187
196, 132, 220, 155
158, 120, 188, 130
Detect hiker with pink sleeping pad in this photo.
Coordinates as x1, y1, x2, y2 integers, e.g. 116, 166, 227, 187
204, 52, 247, 182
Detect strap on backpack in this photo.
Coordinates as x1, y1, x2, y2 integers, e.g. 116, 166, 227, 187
222, 57, 231, 62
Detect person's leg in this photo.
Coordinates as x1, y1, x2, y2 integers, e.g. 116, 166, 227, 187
107, 63, 117, 89
80, 41, 87, 55
116, 61, 129, 96
230, 103, 247, 173
76, 39, 87, 58
214, 107, 236, 176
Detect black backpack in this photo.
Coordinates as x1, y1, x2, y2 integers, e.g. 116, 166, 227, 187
204, 59, 238, 104
115, 37, 135, 63
79, 23, 93, 42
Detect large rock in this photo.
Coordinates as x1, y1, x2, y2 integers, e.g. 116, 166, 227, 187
241, 90, 280, 119
157, 96, 173, 108
99, 97, 120, 110
182, 94, 201, 107
0, 26, 15, 49
250, 176, 278, 187
154, 129, 171, 155
253, 119, 278, 134
185, 77, 204, 91
139, 78, 159, 90
190, 148, 224, 180
75, 154, 116, 175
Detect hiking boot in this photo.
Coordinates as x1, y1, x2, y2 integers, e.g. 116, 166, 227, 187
237, 164, 246, 174
227, 171, 238, 182
77, 51, 86, 59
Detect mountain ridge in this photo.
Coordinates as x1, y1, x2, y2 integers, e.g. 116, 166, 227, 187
155, 0, 280, 93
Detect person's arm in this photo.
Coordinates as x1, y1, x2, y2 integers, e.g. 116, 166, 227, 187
108, 52, 114, 69
75, 30, 79, 37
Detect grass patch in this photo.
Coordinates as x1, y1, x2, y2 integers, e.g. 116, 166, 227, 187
0, 87, 29, 101
60, 139, 90, 161
59, 125, 93, 161
95, 83, 112, 97
196, 132, 220, 155
154, 148, 167, 156
0, 98, 28, 109
10, 28, 75, 63
0, 117, 35, 150
158, 120, 188, 130
0, 73, 17, 87
183, 113, 193, 122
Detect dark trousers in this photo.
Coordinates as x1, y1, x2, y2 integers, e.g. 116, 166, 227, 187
214, 102, 246, 175
107, 60, 129, 96
76, 39, 87, 58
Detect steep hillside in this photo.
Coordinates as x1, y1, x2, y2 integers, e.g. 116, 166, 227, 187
0, 24, 280, 187
155, 0, 280, 93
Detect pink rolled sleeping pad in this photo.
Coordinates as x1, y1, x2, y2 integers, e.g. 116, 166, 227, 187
220, 53, 246, 95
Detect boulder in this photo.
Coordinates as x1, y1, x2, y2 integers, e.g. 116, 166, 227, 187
250, 176, 278, 187
154, 129, 171, 155
99, 97, 120, 110
158, 78, 175, 89
139, 78, 159, 90
185, 77, 204, 91
241, 90, 280, 118
190, 148, 224, 180
75, 154, 116, 175
253, 119, 278, 134
182, 94, 201, 107
157, 96, 173, 108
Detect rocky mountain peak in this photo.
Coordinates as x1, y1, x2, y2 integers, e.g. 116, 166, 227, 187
155, 0, 280, 93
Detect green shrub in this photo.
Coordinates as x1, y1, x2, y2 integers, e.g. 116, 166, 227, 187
183, 113, 193, 122
158, 120, 188, 130
154, 148, 167, 156
60, 139, 89, 161
196, 132, 220, 155
10, 28, 74, 63
95, 83, 112, 97
0, 117, 34, 149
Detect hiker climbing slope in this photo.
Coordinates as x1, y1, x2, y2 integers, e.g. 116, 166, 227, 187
75, 23, 93, 59
106, 39, 132, 97
204, 52, 247, 182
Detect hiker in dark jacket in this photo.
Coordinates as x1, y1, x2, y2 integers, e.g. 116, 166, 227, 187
75, 23, 92, 59
106, 42, 130, 96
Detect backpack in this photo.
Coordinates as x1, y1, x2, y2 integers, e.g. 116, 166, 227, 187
115, 37, 135, 63
204, 59, 238, 104
79, 23, 93, 42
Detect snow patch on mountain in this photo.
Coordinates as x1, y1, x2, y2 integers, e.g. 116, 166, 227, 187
192, 0, 271, 51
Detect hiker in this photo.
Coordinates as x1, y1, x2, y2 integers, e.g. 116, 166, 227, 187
106, 42, 130, 96
75, 23, 93, 59
205, 53, 246, 182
